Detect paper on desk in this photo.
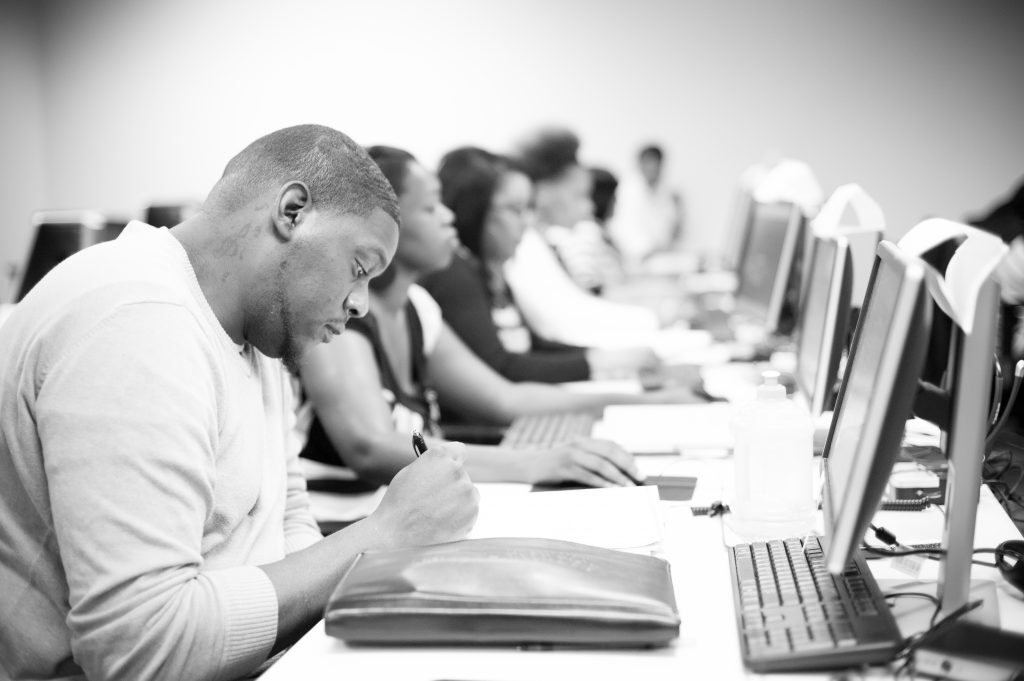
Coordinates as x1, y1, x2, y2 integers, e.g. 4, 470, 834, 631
897, 219, 1007, 334
307, 489, 386, 523
559, 379, 644, 395
650, 327, 714, 362
468, 484, 662, 550
682, 270, 737, 295
594, 403, 735, 454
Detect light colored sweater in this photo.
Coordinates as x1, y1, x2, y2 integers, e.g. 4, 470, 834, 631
0, 223, 323, 681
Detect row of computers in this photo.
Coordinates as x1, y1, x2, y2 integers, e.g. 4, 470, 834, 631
505, 173, 1016, 672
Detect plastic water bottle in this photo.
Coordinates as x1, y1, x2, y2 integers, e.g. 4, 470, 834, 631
730, 370, 815, 540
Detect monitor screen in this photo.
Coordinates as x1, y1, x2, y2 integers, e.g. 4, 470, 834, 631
15, 214, 126, 302
794, 235, 852, 417
734, 201, 803, 334
822, 241, 932, 574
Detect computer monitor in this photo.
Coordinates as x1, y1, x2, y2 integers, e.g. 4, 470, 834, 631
733, 200, 805, 336
15, 211, 126, 302
821, 240, 933, 574
794, 234, 853, 418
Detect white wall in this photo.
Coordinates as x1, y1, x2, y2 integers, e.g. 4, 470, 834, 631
3, 0, 1024, 301
0, 0, 47, 302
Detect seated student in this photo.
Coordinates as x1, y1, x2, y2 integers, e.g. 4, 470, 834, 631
0, 126, 478, 681
608, 144, 684, 265
502, 127, 663, 348
419, 146, 655, 384
299, 145, 697, 488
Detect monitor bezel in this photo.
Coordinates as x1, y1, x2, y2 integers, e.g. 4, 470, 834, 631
733, 200, 805, 336
821, 240, 932, 574
795, 234, 853, 418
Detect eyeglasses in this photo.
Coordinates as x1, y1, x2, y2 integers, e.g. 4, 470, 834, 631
490, 203, 533, 219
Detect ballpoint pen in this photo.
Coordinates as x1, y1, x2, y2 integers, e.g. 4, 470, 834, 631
411, 430, 428, 458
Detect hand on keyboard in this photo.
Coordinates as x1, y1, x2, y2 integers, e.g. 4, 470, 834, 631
634, 385, 708, 404
525, 437, 642, 488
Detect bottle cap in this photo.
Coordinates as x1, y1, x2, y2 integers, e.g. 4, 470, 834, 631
757, 370, 787, 401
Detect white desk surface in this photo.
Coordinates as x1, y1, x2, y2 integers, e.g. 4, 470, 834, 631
263, 457, 1024, 681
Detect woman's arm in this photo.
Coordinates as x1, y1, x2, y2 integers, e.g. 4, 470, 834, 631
300, 329, 646, 486
300, 333, 429, 485
421, 256, 591, 382
427, 322, 700, 426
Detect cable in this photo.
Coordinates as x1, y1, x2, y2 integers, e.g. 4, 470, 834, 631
861, 543, 1024, 566
986, 359, 1024, 451
899, 598, 984, 657
991, 353, 1004, 426
883, 591, 940, 608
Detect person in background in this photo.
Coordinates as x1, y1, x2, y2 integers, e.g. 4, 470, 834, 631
419, 146, 655, 384
609, 143, 684, 265
969, 174, 1024, 435
299, 145, 697, 489
591, 166, 620, 231
503, 127, 663, 348
0, 125, 479, 681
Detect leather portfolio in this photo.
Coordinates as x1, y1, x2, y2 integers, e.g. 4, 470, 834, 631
324, 536, 680, 647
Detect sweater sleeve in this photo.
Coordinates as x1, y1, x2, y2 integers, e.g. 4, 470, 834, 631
38, 302, 278, 681
421, 255, 591, 383
280, 369, 324, 553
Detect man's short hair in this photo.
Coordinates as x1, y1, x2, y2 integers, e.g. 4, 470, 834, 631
211, 124, 400, 224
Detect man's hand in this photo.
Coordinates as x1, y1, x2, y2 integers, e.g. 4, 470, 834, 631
369, 442, 479, 547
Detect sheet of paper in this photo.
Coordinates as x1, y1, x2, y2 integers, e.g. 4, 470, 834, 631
468, 484, 662, 550
594, 403, 736, 454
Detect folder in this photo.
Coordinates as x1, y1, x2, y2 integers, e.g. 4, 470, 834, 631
325, 537, 680, 648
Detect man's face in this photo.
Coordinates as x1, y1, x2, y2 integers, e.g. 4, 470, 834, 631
539, 164, 594, 228
266, 207, 398, 371
640, 154, 662, 185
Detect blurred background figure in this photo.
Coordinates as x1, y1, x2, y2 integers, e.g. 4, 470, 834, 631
503, 127, 661, 348
968, 174, 1024, 435
609, 144, 684, 265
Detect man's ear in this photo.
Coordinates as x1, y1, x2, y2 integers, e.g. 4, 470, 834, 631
273, 181, 311, 242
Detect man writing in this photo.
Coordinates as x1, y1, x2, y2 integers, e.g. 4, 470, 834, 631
0, 124, 478, 680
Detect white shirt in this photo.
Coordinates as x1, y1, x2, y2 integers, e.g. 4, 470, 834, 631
608, 175, 681, 262
503, 226, 660, 348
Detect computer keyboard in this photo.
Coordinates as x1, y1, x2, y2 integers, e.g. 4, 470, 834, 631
500, 411, 598, 449
728, 535, 903, 672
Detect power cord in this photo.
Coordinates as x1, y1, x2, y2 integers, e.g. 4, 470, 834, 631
863, 523, 1024, 567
